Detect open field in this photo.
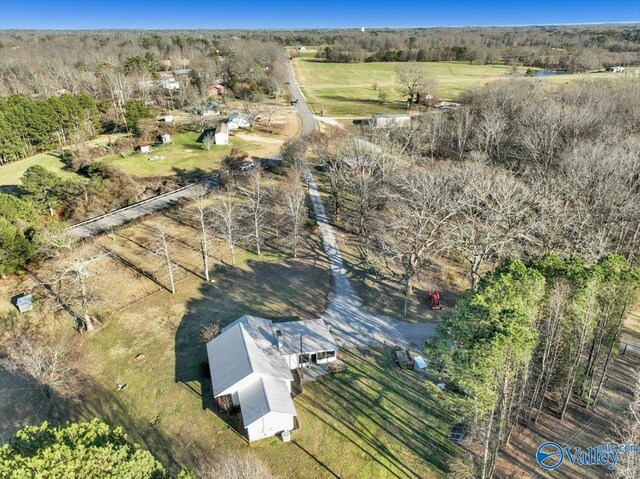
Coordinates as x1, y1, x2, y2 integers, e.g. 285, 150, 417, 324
293, 58, 638, 117
0, 152, 80, 188
0, 133, 131, 188
294, 59, 531, 116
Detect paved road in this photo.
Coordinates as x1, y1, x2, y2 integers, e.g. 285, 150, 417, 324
67, 182, 214, 240
285, 61, 317, 136
287, 60, 437, 349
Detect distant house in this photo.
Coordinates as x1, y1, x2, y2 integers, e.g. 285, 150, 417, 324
206, 315, 338, 442
215, 122, 229, 145
159, 133, 171, 144
371, 113, 411, 128
227, 112, 251, 130
135, 143, 151, 153
161, 79, 181, 90
296, 45, 306, 51
137, 79, 156, 90
605, 66, 625, 73
415, 92, 439, 106
157, 114, 174, 123
194, 101, 221, 117
206, 84, 225, 96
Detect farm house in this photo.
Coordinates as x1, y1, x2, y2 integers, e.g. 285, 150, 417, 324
206, 315, 338, 442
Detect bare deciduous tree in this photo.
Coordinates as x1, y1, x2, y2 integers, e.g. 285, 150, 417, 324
191, 192, 213, 281
281, 169, 306, 258
395, 64, 436, 107
153, 228, 176, 294
202, 131, 216, 151
213, 187, 240, 267
1, 334, 77, 405
240, 169, 268, 256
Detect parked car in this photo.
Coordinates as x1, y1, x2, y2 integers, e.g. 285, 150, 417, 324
449, 422, 471, 445
238, 161, 254, 171
290, 99, 299, 105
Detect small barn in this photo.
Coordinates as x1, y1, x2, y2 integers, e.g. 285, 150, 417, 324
371, 114, 411, 128
215, 122, 229, 145
135, 143, 151, 153
159, 133, 171, 144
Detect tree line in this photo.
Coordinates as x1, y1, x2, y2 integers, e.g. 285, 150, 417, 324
427, 254, 640, 478
302, 25, 640, 70
0, 32, 287, 116
0, 94, 100, 163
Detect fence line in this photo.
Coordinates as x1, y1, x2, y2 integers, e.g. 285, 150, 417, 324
66, 183, 198, 231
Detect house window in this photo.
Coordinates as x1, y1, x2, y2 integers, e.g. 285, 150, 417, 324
316, 351, 336, 361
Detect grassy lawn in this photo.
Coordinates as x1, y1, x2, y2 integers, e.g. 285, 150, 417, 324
294, 59, 532, 116
293, 59, 636, 117
0, 133, 131, 188
0, 152, 80, 188
99, 131, 246, 178
60, 214, 456, 478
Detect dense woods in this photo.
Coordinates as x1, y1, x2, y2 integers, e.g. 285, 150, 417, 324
306, 25, 640, 70
428, 255, 640, 478
0, 94, 100, 163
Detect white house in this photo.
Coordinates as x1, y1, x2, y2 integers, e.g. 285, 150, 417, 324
157, 114, 174, 123
206, 315, 338, 442
371, 113, 411, 128
606, 66, 625, 73
226, 112, 251, 130
215, 122, 229, 145
160, 78, 180, 90
195, 101, 221, 117
159, 133, 171, 144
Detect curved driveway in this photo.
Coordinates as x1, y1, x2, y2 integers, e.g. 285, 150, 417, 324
287, 61, 436, 349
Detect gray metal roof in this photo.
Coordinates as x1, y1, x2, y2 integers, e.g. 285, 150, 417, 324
238, 377, 296, 428
275, 318, 339, 356
207, 315, 293, 397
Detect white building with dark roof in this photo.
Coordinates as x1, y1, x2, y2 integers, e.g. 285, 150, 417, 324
206, 314, 338, 442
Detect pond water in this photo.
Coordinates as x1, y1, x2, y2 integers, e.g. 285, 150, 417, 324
534, 70, 569, 77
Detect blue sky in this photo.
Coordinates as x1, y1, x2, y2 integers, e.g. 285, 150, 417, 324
0, 0, 638, 29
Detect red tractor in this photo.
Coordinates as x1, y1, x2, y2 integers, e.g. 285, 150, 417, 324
427, 291, 442, 310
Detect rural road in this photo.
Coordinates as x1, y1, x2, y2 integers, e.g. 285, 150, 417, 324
286, 60, 437, 349
67, 181, 214, 240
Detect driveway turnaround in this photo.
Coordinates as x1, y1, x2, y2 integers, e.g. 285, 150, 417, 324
306, 174, 437, 348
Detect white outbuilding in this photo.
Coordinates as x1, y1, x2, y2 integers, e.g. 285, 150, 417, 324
215, 122, 229, 145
